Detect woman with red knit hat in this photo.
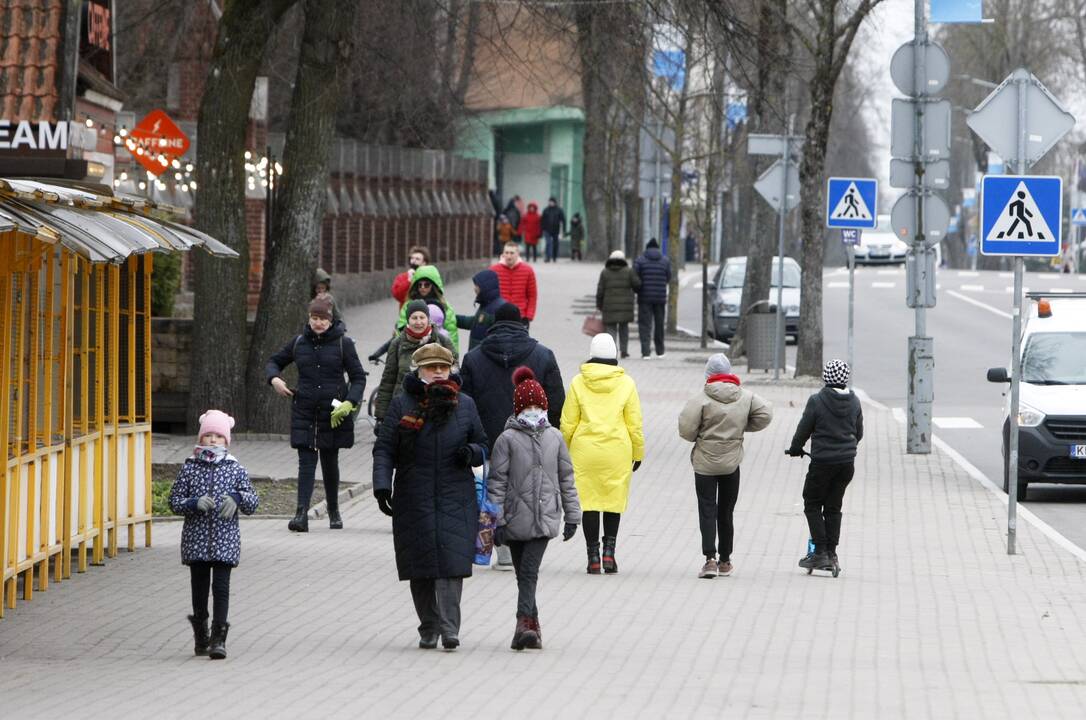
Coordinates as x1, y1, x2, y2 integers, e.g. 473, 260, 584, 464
488, 367, 581, 650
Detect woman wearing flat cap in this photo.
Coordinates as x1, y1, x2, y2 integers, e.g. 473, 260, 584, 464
371, 343, 488, 651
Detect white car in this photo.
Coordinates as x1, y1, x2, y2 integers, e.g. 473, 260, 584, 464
987, 293, 1086, 500
852, 215, 908, 265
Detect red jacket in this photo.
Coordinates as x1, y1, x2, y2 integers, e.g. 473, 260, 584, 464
391, 271, 411, 305
520, 209, 542, 246
490, 261, 538, 321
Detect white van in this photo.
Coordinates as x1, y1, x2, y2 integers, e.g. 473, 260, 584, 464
987, 292, 1086, 500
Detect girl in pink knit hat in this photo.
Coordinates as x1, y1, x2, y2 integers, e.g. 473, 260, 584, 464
169, 409, 259, 661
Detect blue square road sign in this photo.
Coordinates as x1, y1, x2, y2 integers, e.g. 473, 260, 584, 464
980, 175, 1061, 257
826, 177, 878, 229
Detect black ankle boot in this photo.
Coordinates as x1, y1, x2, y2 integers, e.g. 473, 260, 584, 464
287, 505, 309, 532
208, 621, 230, 660
586, 543, 601, 574
187, 614, 209, 656
327, 496, 342, 530
602, 536, 618, 574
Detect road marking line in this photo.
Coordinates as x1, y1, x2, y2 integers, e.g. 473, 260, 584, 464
861, 389, 1086, 564
872, 281, 896, 288
947, 290, 1012, 318
876, 268, 901, 275
1045, 287, 1073, 293
933, 417, 984, 429
828, 281, 849, 288
958, 271, 980, 277
999, 272, 1013, 278
960, 284, 985, 292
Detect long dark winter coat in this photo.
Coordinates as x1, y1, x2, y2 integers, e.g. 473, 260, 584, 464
372, 373, 488, 581
488, 417, 581, 541
597, 257, 641, 324
456, 269, 508, 352
265, 320, 367, 450
633, 247, 672, 305
169, 455, 259, 566
459, 321, 565, 448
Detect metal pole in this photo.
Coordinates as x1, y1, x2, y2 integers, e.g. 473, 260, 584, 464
907, 0, 932, 453
773, 114, 792, 380
1007, 71, 1029, 555
847, 242, 855, 378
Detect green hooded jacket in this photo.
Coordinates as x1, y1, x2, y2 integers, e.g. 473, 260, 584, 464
395, 265, 459, 353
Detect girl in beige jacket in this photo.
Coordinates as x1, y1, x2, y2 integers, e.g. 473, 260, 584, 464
678, 354, 772, 578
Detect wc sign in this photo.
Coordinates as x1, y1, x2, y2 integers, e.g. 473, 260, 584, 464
0, 120, 68, 154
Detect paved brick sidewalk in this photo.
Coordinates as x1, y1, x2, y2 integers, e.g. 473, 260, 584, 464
6, 261, 1086, 718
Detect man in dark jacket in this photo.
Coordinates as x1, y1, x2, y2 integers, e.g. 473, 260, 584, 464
786, 359, 863, 572
633, 238, 671, 359
456, 269, 508, 352
460, 304, 565, 571
540, 196, 566, 263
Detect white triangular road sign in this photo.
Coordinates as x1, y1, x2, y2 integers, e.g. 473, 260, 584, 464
1073, 208, 1086, 224
829, 182, 873, 221
986, 181, 1055, 242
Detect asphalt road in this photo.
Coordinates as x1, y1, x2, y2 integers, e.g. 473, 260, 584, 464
678, 262, 1086, 549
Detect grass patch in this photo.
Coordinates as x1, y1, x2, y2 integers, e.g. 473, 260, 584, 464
152, 464, 327, 516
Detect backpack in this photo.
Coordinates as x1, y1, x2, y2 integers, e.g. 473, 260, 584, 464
292, 334, 364, 422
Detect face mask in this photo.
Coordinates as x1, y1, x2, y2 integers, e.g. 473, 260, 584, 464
517, 409, 548, 428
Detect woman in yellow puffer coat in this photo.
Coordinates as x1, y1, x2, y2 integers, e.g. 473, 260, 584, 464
561, 333, 644, 575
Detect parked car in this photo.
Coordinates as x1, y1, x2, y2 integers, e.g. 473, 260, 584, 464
852, 215, 908, 265
708, 256, 801, 343
987, 292, 1086, 500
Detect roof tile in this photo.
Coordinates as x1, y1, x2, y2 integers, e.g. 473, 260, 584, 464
0, 0, 63, 121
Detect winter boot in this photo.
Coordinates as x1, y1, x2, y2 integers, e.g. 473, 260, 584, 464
187, 614, 209, 656
799, 552, 830, 570
602, 536, 618, 574
586, 543, 602, 574
208, 621, 230, 660
525, 616, 542, 650
327, 496, 343, 530
287, 505, 309, 533
511, 615, 535, 651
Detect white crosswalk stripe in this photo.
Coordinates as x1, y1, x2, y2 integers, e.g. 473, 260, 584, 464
872, 281, 895, 288
960, 284, 984, 292
933, 417, 984, 429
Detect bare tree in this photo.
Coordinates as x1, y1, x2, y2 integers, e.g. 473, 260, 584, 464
188, 0, 297, 430
244, 0, 359, 432
792, 0, 884, 378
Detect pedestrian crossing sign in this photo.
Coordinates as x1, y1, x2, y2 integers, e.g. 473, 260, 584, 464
826, 177, 878, 229
980, 175, 1061, 257
1072, 208, 1086, 226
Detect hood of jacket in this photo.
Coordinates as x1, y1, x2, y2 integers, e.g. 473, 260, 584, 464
817, 385, 856, 417
473, 269, 502, 306
642, 247, 664, 262
313, 267, 332, 286
303, 318, 346, 342
704, 381, 742, 404
410, 264, 446, 294
605, 258, 628, 270
578, 361, 627, 392
479, 321, 538, 368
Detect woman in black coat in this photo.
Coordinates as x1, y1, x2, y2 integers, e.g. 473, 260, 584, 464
266, 297, 366, 532
372, 343, 487, 651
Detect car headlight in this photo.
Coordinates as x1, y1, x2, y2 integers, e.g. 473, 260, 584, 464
1017, 403, 1044, 427
718, 303, 739, 315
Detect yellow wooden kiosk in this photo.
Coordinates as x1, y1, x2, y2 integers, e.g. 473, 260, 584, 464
0, 178, 235, 618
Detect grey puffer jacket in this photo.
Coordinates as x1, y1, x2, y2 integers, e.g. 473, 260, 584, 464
488, 417, 581, 541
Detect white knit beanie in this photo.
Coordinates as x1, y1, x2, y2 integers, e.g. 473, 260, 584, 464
608, 250, 625, 260
705, 353, 732, 379
589, 332, 618, 360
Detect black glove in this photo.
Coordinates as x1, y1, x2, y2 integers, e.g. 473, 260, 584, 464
562, 523, 578, 541
374, 488, 393, 517
786, 447, 804, 458
367, 353, 380, 363
632, 460, 641, 473
455, 446, 474, 467
494, 526, 506, 547
373, 422, 381, 437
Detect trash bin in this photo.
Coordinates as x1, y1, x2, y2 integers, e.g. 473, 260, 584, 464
746, 302, 785, 372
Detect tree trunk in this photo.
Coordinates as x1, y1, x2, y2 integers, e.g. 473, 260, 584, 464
244, 0, 359, 432
575, 8, 612, 260
665, 32, 694, 335
730, 0, 788, 359
188, 0, 297, 432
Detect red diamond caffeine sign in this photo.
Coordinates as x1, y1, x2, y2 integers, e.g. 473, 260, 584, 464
126, 109, 190, 176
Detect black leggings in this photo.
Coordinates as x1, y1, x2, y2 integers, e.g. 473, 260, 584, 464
297, 447, 340, 507
190, 562, 232, 624
582, 511, 621, 546
695, 469, 740, 561
526, 243, 539, 261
